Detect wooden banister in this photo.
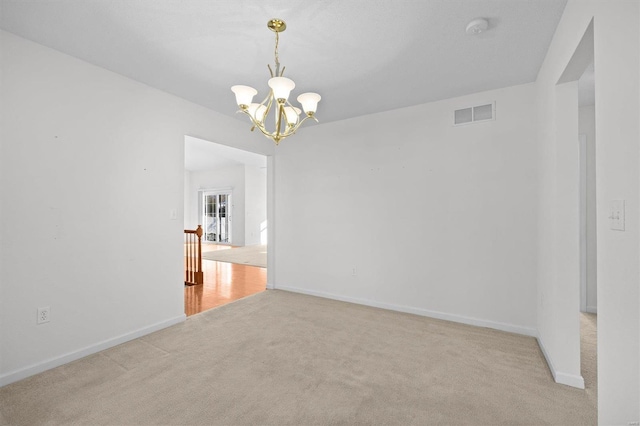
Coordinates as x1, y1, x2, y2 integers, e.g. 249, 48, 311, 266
184, 225, 203, 286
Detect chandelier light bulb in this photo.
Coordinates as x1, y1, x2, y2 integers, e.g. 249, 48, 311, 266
283, 106, 301, 125
268, 77, 295, 103
231, 85, 257, 109
297, 92, 321, 115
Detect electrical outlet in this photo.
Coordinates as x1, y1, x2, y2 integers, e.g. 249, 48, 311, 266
37, 307, 50, 324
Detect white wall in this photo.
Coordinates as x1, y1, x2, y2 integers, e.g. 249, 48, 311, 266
273, 83, 538, 336
244, 165, 267, 246
579, 104, 597, 313
0, 30, 273, 385
184, 169, 193, 230
536, 1, 639, 423
185, 165, 246, 246
540, 78, 583, 387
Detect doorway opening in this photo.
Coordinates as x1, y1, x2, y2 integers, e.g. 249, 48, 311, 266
184, 136, 269, 316
202, 190, 232, 244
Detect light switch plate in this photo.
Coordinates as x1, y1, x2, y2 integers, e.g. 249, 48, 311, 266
609, 200, 625, 231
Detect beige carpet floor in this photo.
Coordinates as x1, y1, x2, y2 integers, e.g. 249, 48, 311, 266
580, 312, 597, 409
201, 244, 266, 268
0, 290, 596, 425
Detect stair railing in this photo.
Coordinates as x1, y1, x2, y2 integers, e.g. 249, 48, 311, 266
184, 225, 204, 285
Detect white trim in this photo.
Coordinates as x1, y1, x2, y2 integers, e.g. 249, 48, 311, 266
274, 285, 537, 337
0, 314, 186, 387
266, 155, 276, 288
586, 306, 597, 314
536, 335, 585, 389
198, 186, 234, 193
579, 134, 588, 313
202, 242, 234, 247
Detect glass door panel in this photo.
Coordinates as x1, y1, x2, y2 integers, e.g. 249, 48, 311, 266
218, 194, 229, 243
202, 191, 231, 243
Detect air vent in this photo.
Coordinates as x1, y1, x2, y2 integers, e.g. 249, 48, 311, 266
454, 102, 495, 126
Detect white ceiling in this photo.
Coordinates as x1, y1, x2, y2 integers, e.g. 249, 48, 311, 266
0, 0, 568, 125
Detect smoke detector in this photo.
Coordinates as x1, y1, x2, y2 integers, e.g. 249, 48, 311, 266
466, 18, 489, 35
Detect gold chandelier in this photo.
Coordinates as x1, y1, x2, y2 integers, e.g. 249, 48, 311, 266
231, 19, 321, 145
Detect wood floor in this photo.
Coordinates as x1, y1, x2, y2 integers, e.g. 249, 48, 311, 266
184, 244, 266, 316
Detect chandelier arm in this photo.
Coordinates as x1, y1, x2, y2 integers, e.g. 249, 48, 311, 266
261, 92, 274, 125
242, 112, 276, 140
282, 98, 298, 128
237, 102, 317, 143
246, 91, 272, 129
287, 114, 315, 135
235, 108, 278, 138
282, 100, 293, 128
265, 92, 274, 110
255, 124, 275, 139
236, 109, 260, 129
276, 116, 305, 139
275, 103, 284, 141
260, 92, 271, 105
280, 104, 297, 132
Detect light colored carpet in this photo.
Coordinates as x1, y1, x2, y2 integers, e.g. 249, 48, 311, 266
201, 244, 266, 268
0, 290, 596, 425
580, 312, 597, 408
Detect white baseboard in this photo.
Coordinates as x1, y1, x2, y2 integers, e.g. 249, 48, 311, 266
536, 335, 585, 389
586, 306, 597, 314
266, 283, 276, 290
275, 285, 537, 337
0, 314, 186, 387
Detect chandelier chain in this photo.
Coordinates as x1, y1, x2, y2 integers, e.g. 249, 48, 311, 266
274, 31, 280, 75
